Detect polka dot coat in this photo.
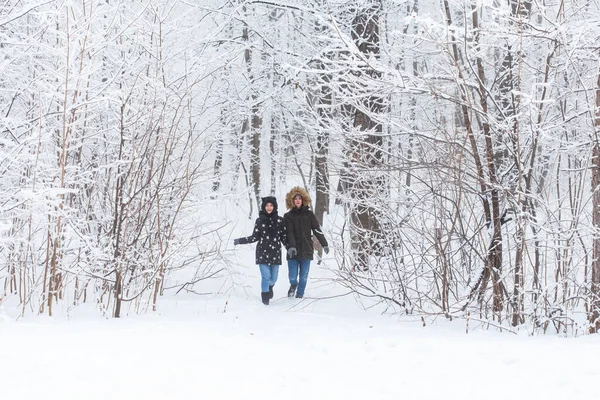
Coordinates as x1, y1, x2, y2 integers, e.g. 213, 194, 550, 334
235, 213, 287, 265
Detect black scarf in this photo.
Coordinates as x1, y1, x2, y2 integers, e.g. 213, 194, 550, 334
259, 210, 279, 236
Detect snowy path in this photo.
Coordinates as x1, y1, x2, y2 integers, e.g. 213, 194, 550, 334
2, 292, 599, 400
1, 252, 599, 399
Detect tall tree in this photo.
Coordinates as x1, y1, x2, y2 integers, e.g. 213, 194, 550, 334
242, 6, 262, 210
590, 65, 600, 333
312, 4, 332, 232
343, 1, 385, 270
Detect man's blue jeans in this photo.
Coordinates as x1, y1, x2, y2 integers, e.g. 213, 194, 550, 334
287, 258, 311, 297
259, 264, 279, 293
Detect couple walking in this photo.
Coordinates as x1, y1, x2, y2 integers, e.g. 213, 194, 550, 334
233, 186, 329, 305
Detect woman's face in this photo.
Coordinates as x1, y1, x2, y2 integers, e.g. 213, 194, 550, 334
294, 196, 302, 208
265, 203, 274, 214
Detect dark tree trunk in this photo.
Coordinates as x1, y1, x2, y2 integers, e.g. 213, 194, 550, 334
504, 0, 531, 328
242, 12, 262, 210
313, 15, 332, 229
251, 113, 262, 208
212, 110, 225, 194
589, 66, 600, 333
270, 114, 277, 194
469, 2, 505, 320
345, 2, 385, 270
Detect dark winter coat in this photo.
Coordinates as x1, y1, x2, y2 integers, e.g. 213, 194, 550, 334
283, 187, 328, 260
235, 197, 287, 265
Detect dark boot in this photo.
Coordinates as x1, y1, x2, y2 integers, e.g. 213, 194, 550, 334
268, 285, 274, 299
295, 294, 303, 299
287, 284, 297, 297
261, 292, 269, 305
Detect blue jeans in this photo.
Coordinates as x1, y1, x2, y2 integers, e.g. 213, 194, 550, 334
287, 259, 311, 297
259, 264, 279, 292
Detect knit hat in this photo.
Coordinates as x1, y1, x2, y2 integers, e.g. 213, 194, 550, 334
261, 196, 278, 213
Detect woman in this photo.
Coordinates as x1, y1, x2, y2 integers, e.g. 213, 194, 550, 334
284, 187, 329, 299
233, 196, 287, 305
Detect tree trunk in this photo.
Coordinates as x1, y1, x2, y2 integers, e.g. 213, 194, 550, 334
212, 109, 226, 194
344, 1, 385, 270
114, 269, 122, 318
270, 114, 277, 194
504, 0, 531, 327
470, 2, 504, 320
589, 66, 600, 333
313, 15, 332, 228
251, 113, 262, 207
242, 14, 262, 209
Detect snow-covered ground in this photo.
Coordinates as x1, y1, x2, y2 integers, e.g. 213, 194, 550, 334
1, 248, 599, 400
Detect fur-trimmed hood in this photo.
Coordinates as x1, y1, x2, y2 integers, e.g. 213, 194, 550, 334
285, 186, 311, 210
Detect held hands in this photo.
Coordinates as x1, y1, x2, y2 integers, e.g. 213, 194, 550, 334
323, 246, 329, 254
233, 238, 240, 246
287, 247, 297, 258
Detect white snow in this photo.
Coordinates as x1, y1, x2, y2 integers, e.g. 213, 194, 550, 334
1, 250, 599, 400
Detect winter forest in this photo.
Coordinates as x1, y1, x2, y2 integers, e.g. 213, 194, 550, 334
1, 0, 600, 336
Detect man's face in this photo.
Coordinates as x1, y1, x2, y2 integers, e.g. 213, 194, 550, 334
294, 196, 302, 208
265, 203, 274, 214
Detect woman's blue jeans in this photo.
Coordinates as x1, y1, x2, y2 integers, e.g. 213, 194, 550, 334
259, 264, 279, 292
287, 258, 311, 297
